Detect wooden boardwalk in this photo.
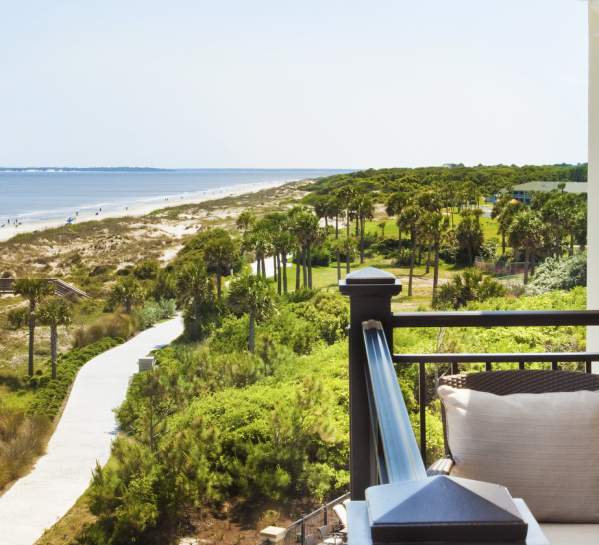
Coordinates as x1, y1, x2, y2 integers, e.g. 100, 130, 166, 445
0, 278, 89, 299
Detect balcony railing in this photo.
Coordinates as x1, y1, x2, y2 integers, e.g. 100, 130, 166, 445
339, 267, 599, 545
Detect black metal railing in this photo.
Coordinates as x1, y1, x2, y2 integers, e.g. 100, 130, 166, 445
340, 269, 599, 499
356, 317, 536, 544
271, 492, 349, 545
393, 349, 599, 463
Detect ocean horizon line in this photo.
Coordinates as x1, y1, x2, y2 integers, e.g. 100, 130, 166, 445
0, 166, 355, 173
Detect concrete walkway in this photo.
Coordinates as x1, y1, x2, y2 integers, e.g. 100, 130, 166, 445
251, 256, 292, 278
0, 316, 184, 545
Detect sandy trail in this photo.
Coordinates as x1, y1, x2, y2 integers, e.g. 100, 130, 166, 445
0, 316, 184, 545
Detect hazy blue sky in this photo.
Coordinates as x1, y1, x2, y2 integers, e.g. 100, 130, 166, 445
0, 1, 588, 168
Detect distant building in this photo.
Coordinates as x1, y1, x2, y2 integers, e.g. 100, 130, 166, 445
512, 181, 588, 205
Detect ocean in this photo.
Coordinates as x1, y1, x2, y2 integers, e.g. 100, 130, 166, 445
0, 168, 348, 227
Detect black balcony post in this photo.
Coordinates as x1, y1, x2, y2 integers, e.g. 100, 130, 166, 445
339, 267, 401, 500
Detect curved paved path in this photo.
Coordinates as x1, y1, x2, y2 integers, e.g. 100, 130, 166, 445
0, 316, 184, 545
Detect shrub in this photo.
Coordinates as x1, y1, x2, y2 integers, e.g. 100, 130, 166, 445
370, 238, 400, 258
478, 237, 499, 261
135, 299, 176, 329
284, 288, 317, 303
27, 338, 121, 418
439, 232, 459, 264
527, 253, 587, 295
73, 314, 138, 347
151, 269, 177, 301
89, 264, 114, 277
268, 308, 319, 354
116, 266, 133, 276
0, 406, 50, 489
434, 269, 506, 310
133, 260, 160, 280
308, 245, 331, 266
288, 291, 349, 345
6, 307, 28, 330
393, 248, 413, 267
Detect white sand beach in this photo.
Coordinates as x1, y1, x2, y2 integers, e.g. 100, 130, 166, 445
0, 179, 291, 243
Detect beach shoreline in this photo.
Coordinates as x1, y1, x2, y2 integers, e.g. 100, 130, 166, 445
0, 179, 296, 243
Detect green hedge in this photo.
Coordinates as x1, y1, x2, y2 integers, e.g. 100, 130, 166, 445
27, 338, 121, 418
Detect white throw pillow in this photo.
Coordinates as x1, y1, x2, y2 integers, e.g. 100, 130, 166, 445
438, 385, 599, 523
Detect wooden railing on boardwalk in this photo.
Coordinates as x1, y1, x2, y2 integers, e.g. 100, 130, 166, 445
0, 278, 89, 298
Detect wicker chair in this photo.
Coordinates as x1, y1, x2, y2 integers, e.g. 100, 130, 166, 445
429, 369, 599, 545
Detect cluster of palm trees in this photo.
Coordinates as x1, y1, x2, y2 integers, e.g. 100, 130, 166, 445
236, 181, 488, 300
311, 188, 374, 266
11, 279, 72, 378
493, 188, 587, 283
238, 207, 324, 292
384, 188, 454, 297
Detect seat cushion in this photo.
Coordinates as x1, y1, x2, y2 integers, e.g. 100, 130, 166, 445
438, 385, 599, 522
541, 524, 599, 545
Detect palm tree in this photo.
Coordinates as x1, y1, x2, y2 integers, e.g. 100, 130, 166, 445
38, 297, 72, 379
378, 221, 386, 239
329, 236, 355, 279
353, 194, 374, 263
456, 208, 484, 266
416, 190, 442, 274
14, 278, 54, 376
312, 196, 330, 230
338, 186, 356, 240
228, 273, 275, 352
242, 224, 268, 277
203, 229, 239, 299
290, 207, 320, 288
508, 209, 544, 284
176, 262, 218, 341
324, 196, 340, 237
420, 211, 449, 299
261, 213, 285, 288
386, 190, 410, 247
398, 205, 422, 297
236, 211, 256, 233
265, 213, 294, 294
494, 196, 522, 255
331, 192, 343, 239
110, 276, 144, 313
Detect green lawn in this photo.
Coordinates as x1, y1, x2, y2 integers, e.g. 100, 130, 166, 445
358, 211, 501, 257
279, 252, 463, 312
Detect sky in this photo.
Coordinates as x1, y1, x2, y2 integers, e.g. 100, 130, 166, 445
0, 0, 589, 169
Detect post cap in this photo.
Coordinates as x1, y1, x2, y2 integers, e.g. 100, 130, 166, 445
339, 267, 401, 296
345, 266, 397, 284
366, 476, 527, 543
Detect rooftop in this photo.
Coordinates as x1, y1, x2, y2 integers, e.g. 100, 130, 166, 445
512, 180, 588, 193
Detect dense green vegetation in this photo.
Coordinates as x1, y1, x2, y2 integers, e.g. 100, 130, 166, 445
79, 288, 349, 545
301, 164, 587, 301
75, 284, 586, 545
